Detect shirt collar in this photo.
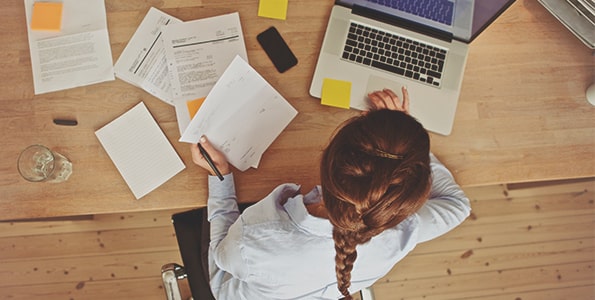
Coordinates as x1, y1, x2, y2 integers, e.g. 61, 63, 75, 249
283, 186, 333, 237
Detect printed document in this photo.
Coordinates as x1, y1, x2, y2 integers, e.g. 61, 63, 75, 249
160, 12, 248, 135
114, 8, 182, 105
95, 102, 186, 199
180, 56, 298, 172
23, 0, 114, 94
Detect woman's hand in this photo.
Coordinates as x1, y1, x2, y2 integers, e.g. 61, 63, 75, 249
190, 136, 231, 176
367, 86, 410, 114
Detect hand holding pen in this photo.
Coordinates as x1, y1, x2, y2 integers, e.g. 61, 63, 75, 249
190, 136, 230, 181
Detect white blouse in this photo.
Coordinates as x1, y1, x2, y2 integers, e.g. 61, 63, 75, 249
206, 154, 471, 300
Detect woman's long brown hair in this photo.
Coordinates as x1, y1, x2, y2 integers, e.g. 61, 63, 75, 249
320, 109, 431, 299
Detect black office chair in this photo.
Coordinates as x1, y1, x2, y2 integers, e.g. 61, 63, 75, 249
162, 204, 252, 300
161, 205, 374, 300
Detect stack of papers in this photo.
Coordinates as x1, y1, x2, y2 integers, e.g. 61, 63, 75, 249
96, 8, 297, 199
114, 8, 297, 172
180, 56, 298, 171
114, 8, 248, 135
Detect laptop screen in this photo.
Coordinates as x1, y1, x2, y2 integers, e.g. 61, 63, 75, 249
337, 0, 515, 42
470, 0, 515, 40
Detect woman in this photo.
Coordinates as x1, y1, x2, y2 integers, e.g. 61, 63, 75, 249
190, 87, 471, 300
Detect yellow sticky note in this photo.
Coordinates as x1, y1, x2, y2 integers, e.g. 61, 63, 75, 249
258, 0, 288, 20
186, 97, 206, 119
321, 78, 352, 109
30, 2, 63, 32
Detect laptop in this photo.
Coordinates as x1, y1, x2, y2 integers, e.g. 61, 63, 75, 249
309, 0, 515, 135
538, 0, 595, 49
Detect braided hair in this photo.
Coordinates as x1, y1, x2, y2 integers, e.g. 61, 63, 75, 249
320, 109, 431, 299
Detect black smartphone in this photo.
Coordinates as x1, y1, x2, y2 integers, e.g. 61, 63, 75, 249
257, 26, 298, 73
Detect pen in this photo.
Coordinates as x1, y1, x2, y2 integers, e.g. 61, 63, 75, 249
53, 119, 78, 126
197, 143, 224, 181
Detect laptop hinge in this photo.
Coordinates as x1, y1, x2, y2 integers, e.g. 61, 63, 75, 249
352, 5, 453, 43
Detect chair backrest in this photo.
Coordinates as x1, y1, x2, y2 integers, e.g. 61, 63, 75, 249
172, 204, 253, 299
172, 208, 215, 300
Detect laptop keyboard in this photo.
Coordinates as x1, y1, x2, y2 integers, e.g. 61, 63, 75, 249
366, 0, 455, 26
342, 22, 447, 87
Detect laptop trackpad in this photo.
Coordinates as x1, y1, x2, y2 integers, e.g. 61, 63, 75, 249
346, 75, 406, 111
365, 75, 406, 100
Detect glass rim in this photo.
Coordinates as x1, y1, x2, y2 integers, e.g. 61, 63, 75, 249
17, 144, 55, 182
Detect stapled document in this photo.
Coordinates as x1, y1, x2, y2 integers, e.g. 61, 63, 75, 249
114, 7, 182, 105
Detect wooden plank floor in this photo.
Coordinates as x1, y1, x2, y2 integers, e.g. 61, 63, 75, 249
1, 179, 593, 300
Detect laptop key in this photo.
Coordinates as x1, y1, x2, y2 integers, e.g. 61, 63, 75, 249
427, 69, 441, 79
372, 61, 405, 76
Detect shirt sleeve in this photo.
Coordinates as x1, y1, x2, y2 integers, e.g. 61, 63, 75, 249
415, 153, 471, 243
207, 173, 240, 251
206, 172, 249, 298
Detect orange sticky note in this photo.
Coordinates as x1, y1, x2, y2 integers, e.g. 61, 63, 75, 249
258, 0, 288, 20
30, 2, 63, 32
186, 97, 206, 119
321, 78, 351, 109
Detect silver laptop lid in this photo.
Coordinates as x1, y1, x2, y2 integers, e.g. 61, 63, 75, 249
337, 0, 515, 43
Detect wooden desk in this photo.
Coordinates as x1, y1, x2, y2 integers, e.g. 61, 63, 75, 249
0, 0, 593, 221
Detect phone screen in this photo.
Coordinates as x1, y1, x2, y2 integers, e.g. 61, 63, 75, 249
257, 27, 298, 73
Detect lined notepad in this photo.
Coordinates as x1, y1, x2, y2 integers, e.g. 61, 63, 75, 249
95, 102, 185, 199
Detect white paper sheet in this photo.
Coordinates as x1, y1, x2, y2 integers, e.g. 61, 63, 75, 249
95, 102, 186, 199
114, 8, 182, 105
23, 0, 114, 94
160, 12, 248, 135
179, 56, 298, 171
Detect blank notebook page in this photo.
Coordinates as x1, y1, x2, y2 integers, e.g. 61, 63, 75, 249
95, 102, 185, 199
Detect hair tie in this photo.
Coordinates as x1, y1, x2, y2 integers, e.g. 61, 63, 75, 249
362, 148, 404, 160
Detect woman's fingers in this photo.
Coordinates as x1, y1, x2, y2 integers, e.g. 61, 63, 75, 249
401, 86, 410, 113
190, 143, 203, 166
190, 136, 231, 176
367, 87, 410, 114
368, 91, 395, 110
382, 88, 401, 110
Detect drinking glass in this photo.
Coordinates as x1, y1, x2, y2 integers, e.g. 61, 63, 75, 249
17, 145, 72, 183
